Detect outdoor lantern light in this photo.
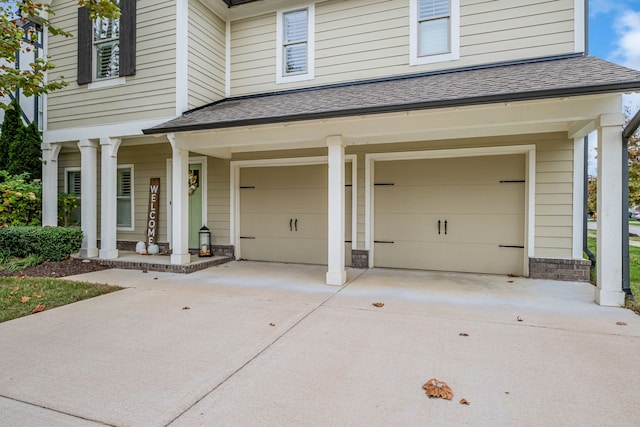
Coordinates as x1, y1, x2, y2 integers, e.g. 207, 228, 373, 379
199, 226, 212, 257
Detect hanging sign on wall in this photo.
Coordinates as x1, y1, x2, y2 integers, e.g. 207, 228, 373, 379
147, 178, 160, 246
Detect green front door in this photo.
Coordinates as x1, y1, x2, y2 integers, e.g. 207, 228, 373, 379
188, 163, 202, 249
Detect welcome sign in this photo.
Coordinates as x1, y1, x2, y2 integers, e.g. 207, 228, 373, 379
147, 178, 160, 246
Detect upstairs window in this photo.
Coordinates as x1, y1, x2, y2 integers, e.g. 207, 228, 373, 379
77, 0, 136, 85
410, 0, 459, 66
93, 13, 120, 79
276, 5, 315, 84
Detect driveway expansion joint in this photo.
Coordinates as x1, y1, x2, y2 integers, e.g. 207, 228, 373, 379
0, 393, 114, 426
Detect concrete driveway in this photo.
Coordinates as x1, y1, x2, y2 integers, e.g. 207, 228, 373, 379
1, 261, 638, 427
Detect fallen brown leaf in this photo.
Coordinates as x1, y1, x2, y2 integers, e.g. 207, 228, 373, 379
517, 316, 523, 322
616, 321, 627, 326
11, 285, 19, 293
423, 378, 453, 400
458, 333, 469, 336
507, 280, 514, 283
153, 277, 158, 280
269, 323, 275, 327
459, 399, 470, 405
182, 306, 191, 310
31, 304, 46, 314
20, 296, 31, 303
142, 270, 148, 273
507, 273, 518, 277
33, 293, 42, 298
372, 302, 384, 308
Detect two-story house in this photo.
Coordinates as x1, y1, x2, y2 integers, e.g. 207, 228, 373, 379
41, 0, 640, 306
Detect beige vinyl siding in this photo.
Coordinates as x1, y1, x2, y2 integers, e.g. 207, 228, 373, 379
229, 0, 577, 96
188, 0, 226, 109
230, 14, 276, 95
115, 143, 172, 243
47, 0, 177, 130
207, 157, 231, 245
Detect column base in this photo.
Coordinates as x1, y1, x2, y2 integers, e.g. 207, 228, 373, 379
80, 248, 99, 258
171, 253, 191, 265
594, 288, 625, 307
99, 249, 119, 260
326, 270, 347, 286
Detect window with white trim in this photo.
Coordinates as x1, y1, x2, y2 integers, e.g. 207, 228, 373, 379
93, 11, 120, 79
276, 4, 315, 84
117, 166, 134, 229
65, 169, 82, 226
410, 0, 460, 66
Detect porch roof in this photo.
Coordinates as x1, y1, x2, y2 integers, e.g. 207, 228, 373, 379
143, 55, 640, 135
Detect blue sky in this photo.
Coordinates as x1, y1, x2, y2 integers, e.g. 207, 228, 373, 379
589, 0, 640, 109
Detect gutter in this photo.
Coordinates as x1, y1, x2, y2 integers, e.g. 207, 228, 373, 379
623, 109, 640, 300
584, 135, 596, 273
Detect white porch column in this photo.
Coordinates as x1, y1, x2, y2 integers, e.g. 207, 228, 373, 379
99, 137, 121, 260
41, 143, 61, 227
78, 139, 98, 258
168, 134, 190, 265
326, 135, 347, 285
595, 114, 625, 306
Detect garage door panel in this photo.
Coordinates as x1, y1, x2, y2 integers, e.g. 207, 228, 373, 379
241, 237, 327, 265
374, 241, 523, 275
241, 165, 327, 188
376, 184, 524, 213
375, 155, 524, 185
241, 188, 327, 213
375, 213, 523, 244
241, 213, 327, 239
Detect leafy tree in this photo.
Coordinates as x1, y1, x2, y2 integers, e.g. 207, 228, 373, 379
0, 0, 120, 110
627, 113, 640, 209
8, 121, 42, 180
0, 98, 26, 171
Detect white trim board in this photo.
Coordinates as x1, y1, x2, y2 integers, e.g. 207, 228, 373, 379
365, 145, 536, 275
166, 156, 208, 249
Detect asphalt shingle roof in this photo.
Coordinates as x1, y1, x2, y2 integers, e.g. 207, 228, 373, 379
144, 55, 640, 134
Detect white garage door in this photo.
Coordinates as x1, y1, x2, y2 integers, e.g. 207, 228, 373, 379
239, 164, 352, 265
374, 154, 525, 275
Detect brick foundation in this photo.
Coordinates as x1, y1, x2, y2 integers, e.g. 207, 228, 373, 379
529, 257, 591, 282
351, 250, 369, 268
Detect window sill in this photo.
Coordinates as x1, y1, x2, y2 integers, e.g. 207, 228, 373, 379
276, 72, 314, 85
88, 77, 126, 90
410, 51, 459, 66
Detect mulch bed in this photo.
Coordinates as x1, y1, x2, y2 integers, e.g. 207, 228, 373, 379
0, 258, 111, 278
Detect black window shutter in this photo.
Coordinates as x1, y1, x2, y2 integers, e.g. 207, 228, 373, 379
119, 0, 137, 77
76, 7, 92, 85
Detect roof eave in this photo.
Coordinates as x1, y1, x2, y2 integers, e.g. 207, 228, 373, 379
142, 82, 640, 135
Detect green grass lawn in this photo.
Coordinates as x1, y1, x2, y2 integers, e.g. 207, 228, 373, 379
0, 277, 121, 323
587, 236, 640, 312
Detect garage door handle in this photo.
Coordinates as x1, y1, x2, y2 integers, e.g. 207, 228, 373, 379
438, 220, 441, 235
295, 218, 298, 231
444, 220, 448, 235
290, 218, 293, 231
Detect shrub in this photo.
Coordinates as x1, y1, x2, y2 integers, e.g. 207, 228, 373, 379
58, 193, 79, 226
0, 171, 42, 226
8, 121, 43, 180
0, 99, 26, 171
0, 227, 83, 261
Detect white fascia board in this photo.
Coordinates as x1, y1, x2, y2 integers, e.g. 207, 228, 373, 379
176, 0, 189, 114
43, 117, 176, 144
574, 0, 586, 53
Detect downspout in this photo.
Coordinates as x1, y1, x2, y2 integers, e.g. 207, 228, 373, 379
583, 135, 596, 273
622, 109, 640, 300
